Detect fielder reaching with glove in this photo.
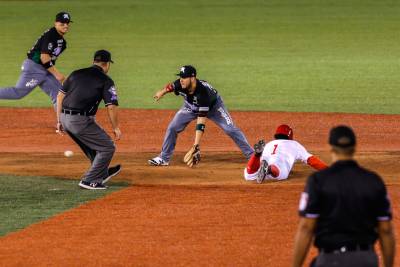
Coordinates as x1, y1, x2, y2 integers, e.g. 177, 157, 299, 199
149, 65, 254, 167
244, 124, 328, 183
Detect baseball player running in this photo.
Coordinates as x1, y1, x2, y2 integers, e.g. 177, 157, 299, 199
244, 124, 327, 183
0, 12, 71, 106
149, 65, 254, 166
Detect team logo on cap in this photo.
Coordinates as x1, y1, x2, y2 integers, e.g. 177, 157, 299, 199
180, 67, 185, 73
63, 14, 69, 19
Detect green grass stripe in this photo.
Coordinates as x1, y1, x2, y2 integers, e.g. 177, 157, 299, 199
0, 175, 128, 236
0, 0, 399, 113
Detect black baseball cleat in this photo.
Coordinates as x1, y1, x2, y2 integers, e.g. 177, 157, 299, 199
103, 164, 122, 184
79, 180, 107, 190
257, 160, 269, 184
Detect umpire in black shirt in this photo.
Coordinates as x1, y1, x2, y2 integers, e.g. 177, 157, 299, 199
56, 50, 122, 190
292, 126, 395, 267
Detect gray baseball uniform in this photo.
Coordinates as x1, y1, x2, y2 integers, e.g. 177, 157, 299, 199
0, 26, 67, 105
159, 79, 254, 162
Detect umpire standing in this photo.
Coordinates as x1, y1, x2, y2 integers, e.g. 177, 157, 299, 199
292, 126, 395, 267
0, 12, 71, 106
56, 50, 121, 190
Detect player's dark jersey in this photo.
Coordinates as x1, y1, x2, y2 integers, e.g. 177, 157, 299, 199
299, 160, 392, 249
27, 27, 66, 67
61, 65, 118, 116
172, 79, 219, 117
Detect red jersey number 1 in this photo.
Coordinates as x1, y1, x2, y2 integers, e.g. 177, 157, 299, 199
272, 144, 278, 155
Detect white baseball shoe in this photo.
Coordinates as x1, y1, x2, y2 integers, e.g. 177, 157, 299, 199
148, 156, 169, 166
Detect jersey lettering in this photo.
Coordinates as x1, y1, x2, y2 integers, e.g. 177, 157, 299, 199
200, 80, 217, 94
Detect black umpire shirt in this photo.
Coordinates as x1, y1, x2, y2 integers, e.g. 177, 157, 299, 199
172, 79, 219, 117
299, 160, 392, 249
27, 27, 66, 67
60, 65, 118, 115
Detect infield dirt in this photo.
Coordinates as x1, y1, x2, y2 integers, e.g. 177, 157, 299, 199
0, 108, 399, 266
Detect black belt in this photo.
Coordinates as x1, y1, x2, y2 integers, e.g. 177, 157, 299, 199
62, 108, 91, 116
319, 244, 373, 254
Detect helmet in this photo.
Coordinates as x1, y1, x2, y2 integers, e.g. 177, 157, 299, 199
274, 124, 293, 140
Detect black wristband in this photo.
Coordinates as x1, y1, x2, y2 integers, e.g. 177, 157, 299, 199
42, 61, 54, 69
196, 123, 205, 132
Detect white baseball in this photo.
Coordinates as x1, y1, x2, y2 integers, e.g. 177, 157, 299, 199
64, 150, 74, 157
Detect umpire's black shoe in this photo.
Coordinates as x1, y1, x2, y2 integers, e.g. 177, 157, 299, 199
103, 164, 122, 184
79, 181, 107, 190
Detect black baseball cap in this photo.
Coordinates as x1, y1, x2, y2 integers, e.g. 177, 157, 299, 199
55, 12, 72, 23
329, 125, 356, 148
176, 65, 196, 78
93, 50, 114, 63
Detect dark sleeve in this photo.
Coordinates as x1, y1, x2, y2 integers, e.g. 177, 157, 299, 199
299, 173, 321, 218
103, 79, 119, 106
60, 73, 73, 94
39, 31, 54, 54
375, 177, 392, 221
173, 79, 182, 95
197, 87, 211, 117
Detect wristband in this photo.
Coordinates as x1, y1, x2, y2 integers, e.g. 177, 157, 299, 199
165, 83, 174, 92
196, 123, 205, 132
42, 61, 54, 69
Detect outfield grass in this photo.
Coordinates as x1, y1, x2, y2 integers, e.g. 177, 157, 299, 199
0, 175, 128, 236
0, 0, 399, 114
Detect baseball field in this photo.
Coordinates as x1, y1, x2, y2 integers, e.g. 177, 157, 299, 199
0, 0, 399, 266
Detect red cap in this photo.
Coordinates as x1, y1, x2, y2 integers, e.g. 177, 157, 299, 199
274, 124, 293, 140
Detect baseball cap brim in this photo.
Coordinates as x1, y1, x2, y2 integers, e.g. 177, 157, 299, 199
176, 73, 193, 78
56, 19, 73, 23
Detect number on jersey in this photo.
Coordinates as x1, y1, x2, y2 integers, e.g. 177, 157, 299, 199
272, 144, 278, 155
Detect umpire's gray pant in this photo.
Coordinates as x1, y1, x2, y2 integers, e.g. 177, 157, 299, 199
60, 113, 115, 184
159, 97, 254, 162
313, 250, 378, 267
0, 59, 60, 105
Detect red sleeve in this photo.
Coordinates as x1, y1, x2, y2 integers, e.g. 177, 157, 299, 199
307, 155, 328, 170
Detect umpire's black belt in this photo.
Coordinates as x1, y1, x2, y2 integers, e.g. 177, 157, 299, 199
319, 244, 373, 254
62, 108, 92, 116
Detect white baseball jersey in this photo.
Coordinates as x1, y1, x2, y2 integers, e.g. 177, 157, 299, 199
244, 139, 312, 181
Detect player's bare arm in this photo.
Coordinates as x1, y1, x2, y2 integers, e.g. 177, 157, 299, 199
107, 104, 121, 141
378, 220, 395, 267
153, 83, 174, 101
291, 218, 316, 267
41, 53, 65, 83
194, 116, 206, 145
56, 91, 65, 135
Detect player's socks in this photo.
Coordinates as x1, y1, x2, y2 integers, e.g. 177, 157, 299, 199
246, 154, 261, 174
269, 164, 280, 178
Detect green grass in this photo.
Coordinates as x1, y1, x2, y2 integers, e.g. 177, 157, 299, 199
0, 175, 128, 236
0, 0, 399, 114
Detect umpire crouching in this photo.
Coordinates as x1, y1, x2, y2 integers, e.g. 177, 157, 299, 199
56, 50, 122, 190
292, 126, 395, 267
